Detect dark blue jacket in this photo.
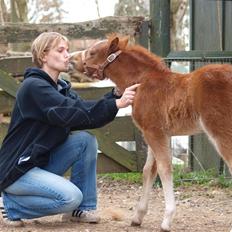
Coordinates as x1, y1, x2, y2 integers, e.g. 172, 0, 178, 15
0, 68, 119, 192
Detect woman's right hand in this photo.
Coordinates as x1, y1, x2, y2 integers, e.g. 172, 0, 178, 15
116, 83, 140, 109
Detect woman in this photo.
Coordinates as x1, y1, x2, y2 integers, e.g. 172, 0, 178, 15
0, 32, 140, 227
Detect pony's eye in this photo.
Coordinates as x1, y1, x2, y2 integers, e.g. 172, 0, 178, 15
90, 51, 95, 56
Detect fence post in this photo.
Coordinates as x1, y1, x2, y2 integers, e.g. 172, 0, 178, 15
133, 18, 150, 171
149, 0, 170, 57
134, 19, 150, 49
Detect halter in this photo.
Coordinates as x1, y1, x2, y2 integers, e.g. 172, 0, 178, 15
84, 50, 122, 80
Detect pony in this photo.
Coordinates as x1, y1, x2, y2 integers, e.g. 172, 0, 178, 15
69, 35, 232, 232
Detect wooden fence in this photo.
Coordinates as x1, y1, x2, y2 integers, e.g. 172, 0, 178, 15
0, 16, 149, 173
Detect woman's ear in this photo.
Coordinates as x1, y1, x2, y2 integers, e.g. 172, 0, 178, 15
41, 52, 47, 63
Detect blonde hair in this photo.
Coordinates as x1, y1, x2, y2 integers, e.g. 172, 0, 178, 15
31, 32, 69, 68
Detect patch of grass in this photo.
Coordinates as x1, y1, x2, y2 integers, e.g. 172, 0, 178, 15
98, 172, 142, 184
99, 166, 232, 188
209, 174, 232, 188
173, 165, 232, 188
173, 165, 217, 186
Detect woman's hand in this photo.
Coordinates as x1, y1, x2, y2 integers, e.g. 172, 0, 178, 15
116, 83, 140, 109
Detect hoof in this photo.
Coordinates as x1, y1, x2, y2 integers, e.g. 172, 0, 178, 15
131, 221, 141, 227
160, 228, 170, 232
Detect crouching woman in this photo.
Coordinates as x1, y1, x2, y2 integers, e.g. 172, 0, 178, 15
0, 32, 139, 226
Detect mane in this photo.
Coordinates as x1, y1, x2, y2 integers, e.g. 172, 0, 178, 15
126, 45, 170, 73
107, 34, 170, 73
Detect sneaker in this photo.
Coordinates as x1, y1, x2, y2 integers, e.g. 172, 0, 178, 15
62, 209, 100, 223
0, 198, 23, 227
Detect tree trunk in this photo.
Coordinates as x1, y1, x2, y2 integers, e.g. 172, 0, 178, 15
9, 0, 29, 52
0, 0, 8, 55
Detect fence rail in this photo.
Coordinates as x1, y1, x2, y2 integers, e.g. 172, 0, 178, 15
0, 16, 147, 43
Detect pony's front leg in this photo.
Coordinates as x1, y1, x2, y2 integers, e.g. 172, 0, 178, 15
146, 133, 176, 232
131, 146, 157, 226
159, 164, 175, 232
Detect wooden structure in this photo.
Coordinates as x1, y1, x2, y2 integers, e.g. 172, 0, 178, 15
189, 0, 232, 174
0, 16, 149, 173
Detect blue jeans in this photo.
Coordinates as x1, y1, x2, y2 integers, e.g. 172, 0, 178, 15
2, 131, 98, 220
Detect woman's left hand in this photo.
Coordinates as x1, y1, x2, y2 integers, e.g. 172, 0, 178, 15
116, 83, 140, 109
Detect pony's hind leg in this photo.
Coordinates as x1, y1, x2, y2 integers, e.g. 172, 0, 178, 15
131, 145, 157, 226
217, 143, 232, 232
200, 117, 232, 174
209, 135, 232, 175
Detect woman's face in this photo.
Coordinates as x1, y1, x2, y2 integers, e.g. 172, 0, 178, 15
42, 39, 70, 73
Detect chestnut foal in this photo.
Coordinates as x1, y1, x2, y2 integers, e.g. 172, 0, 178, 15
70, 35, 232, 231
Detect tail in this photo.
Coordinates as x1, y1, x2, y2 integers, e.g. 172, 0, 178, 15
102, 208, 126, 221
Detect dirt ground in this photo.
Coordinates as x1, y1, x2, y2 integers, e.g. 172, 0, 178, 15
0, 177, 232, 232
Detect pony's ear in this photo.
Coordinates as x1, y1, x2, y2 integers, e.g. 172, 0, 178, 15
119, 36, 129, 49
108, 37, 119, 54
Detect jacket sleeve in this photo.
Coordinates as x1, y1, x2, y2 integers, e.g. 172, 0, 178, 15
68, 87, 120, 101
17, 79, 119, 130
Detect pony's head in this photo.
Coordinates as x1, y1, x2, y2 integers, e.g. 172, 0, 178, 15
69, 50, 86, 73
69, 35, 129, 80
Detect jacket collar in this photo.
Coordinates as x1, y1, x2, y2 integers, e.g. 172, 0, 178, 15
24, 67, 71, 93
